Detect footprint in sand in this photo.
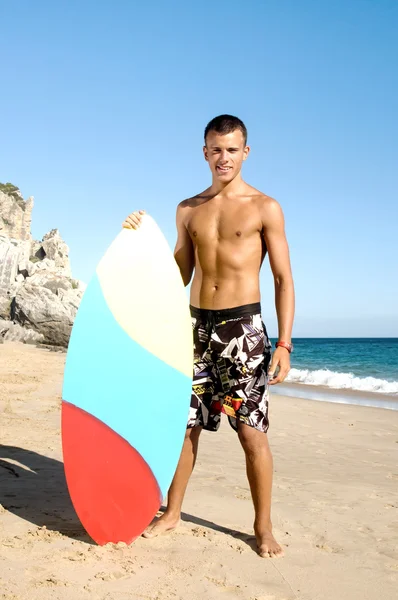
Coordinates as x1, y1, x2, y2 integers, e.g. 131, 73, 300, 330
191, 526, 214, 541
315, 535, 342, 554
228, 541, 245, 553
368, 492, 384, 499
357, 525, 374, 535
34, 576, 70, 588
234, 486, 250, 500
235, 492, 251, 500
94, 571, 127, 581
63, 550, 87, 562
205, 575, 244, 593
1, 533, 41, 550
315, 542, 341, 554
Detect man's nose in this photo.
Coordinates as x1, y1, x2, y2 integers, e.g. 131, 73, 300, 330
219, 150, 228, 162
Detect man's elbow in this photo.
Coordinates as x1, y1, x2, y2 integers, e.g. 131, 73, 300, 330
274, 273, 294, 289
173, 257, 192, 287
180, 268, 193, 287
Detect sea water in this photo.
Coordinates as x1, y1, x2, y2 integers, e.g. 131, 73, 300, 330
270, 338, 398, 410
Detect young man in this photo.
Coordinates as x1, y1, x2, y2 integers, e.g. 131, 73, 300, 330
123, 115, 295, 558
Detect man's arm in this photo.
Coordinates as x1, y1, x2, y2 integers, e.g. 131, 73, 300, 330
261, 197, 295, 384
174, 203, 195, 287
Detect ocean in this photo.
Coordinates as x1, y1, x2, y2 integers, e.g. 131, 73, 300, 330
270, 338, 398, 410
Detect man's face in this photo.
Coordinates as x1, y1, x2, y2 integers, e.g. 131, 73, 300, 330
203, 129, 250, 183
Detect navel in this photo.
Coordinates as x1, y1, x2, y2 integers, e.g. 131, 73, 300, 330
193, 230, 197, 237
236, 231, 242, 237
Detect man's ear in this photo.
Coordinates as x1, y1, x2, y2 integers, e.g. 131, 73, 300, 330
243, 145, 251, 161
203, 145, 209, 162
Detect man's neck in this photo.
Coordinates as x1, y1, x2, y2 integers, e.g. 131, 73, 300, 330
209, 173, 246, 197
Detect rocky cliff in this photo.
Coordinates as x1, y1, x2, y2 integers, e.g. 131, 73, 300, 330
0, 183, 85, 347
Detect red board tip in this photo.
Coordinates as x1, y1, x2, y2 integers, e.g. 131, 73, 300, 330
62, 401, 162, 545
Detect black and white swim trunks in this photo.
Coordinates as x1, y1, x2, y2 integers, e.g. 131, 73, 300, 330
188, 303, 272, 433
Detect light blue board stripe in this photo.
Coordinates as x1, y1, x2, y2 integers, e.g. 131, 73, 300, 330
62, 274, 192, 498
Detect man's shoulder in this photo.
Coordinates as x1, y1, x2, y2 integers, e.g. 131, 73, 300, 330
177, 190, 211, 210
245, 187, 283, 228
246, 185, 280, 210
177, 197, 196, 210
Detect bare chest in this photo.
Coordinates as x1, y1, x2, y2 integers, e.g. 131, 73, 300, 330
187, 204, 261, 245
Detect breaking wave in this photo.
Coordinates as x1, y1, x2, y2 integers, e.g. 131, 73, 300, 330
286, 368, 398, 395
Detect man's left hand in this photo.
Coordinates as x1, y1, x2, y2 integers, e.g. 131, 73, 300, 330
268, 347, 291, 385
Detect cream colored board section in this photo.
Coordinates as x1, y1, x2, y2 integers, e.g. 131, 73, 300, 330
96, 215, 192, 378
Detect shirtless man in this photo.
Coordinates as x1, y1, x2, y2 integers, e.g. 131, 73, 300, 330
123, 115, 295, 558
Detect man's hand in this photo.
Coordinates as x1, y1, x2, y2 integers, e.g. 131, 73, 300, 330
122, 210, 145, 229
268, 347, 291, 385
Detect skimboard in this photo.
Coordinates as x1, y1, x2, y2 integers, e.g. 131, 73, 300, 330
61, 215, 193, 545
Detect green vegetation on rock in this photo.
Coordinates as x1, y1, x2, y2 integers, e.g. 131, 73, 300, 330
0, 182, 26, 210
0, 182, 20, 195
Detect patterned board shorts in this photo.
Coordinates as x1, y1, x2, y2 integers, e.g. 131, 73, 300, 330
188, 303, 272, 434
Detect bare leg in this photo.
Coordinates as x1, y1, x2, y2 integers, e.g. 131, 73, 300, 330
237, 422, 284, 558
143, 426, 202, 538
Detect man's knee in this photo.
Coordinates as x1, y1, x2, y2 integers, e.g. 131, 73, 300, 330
185, 425, 202, 442
237, 423, 271, 457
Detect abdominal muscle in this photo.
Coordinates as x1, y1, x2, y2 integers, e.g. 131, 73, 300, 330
189, 240, 264, 310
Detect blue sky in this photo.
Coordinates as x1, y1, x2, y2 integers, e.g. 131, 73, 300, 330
1, 0, 397, 337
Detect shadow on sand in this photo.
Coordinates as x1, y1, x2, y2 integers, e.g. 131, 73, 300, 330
0, 445, 93, 544
159, 505, 257, 552
0, 446, 256, 552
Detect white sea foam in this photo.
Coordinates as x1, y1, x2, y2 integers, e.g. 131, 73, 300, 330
286, 368, 398, 395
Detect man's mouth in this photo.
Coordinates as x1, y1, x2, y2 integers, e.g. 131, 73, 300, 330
216, 166, 231, 174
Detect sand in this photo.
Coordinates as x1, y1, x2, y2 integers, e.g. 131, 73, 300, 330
0, 341, 397, 600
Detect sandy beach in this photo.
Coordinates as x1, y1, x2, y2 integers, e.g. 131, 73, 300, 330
0, 341, 397, 600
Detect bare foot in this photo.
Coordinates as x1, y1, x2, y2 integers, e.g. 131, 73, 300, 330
255, 523, 284, 558
142, 512, 180, 539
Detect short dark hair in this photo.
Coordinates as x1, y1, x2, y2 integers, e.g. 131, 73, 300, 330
204, 114, 248, 146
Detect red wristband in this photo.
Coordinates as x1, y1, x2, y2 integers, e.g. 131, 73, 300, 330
275, 341, 293, 353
